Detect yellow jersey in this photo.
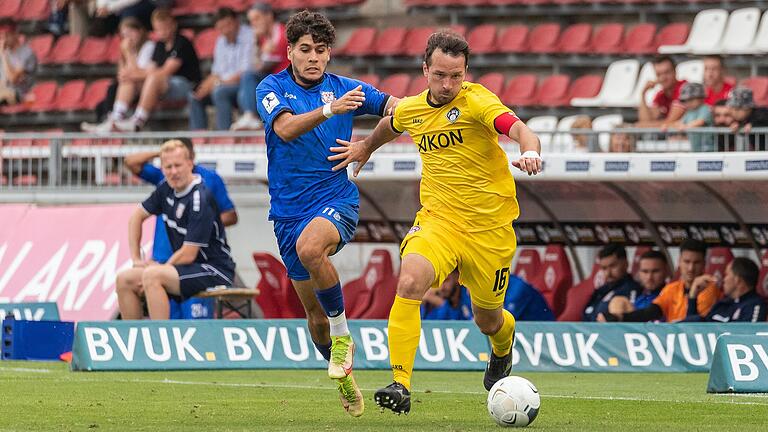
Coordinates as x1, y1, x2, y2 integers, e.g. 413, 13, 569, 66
391, 82, 519, 232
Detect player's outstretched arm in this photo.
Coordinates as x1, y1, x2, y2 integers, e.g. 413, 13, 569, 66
507, 119, 543, 176
128, 206, 151, 267
328, 115, 402, 177
124, 151, 160, 176
273, 85, 366, 142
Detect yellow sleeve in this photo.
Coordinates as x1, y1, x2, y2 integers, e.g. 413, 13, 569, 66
390, 96, 412, 134
466, 84, 515, 131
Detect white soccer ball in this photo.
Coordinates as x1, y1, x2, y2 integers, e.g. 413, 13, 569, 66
486, 376, 541, 427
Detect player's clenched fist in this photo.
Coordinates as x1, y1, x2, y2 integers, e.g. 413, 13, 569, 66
330, 85, 366, 115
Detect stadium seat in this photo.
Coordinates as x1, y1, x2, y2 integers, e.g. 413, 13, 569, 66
28, 34, 54, 65
566, 75, 602, 105
343, 249, 397, 318
535, 75, 571, 107
12, 175, 38, 186
624, 61, 658, 109
48, 35, 83, 64
337, 27, 377, 56
529, 245, 573, 317
513, 249, 541, 284
194, 29, 219, 61
251, 252, 305, 319
631, 246, 652, 276
359, 263, 397, 319
467, 24, 498, 54
556, 24, 592, 54
572, 59, 639, 107
17, 0, 49, 21
623, 23, 657, 54
557, 259, 604, 322
676, 60, 704, 84
757, 250, 768, 299
476, 72, 506, 95
697, 7, 761, 55
741, 76, 768, 107
527, 23, 561, 53
496, 25, 529, 54
590, 23, 624, 54
749, 10, 768, 54
54, 80, 86, 111
1, 81, 57, 114
653, 22, 690, 52
105, 35, 121, 64
172, 0, 217, 15
77, 37, 111, 65
592, 114, 625, 152
552, 114, 583, 151
705, 247, 734, 283
219, 0, 250, 12
0, 0, 22, 19
526, 115, 559, 151
374, 27, 408, 56
80, 79, 113, 110
406, 74, 427, 96
501, 74, 538, 107
405, 27, 436, 57
355, 73, 381, 89
378, 73, 411, 98
659, 9, 728, 54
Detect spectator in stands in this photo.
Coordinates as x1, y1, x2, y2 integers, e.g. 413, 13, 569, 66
608, 132, 633, 152
600, 250, 669, 320
124, 137, 238, 264
666, 82, 714, 152
582, 244, 641, 321
703, 55, 733, 106
93, 0, 156, 36
713, 99, 735, 151
51, 0, 92, 37
727, 87, 768, 150
82, 17, 155, 131
636, 56, 686, 127
188, 8, 253, 131
230, 2, 290, 131
601, 239, 720, 323
115, 139, 236, 320
0, 21, 37, 105
421, 270, 472, 320
504, 274, 555, 321
110, 9, 201, 132
569, 115, 592, 153
683, 257, 766, 322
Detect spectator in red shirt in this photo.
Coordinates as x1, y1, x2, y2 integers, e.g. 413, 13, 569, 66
231, 2, 290, 130
703, 55, 733, 106
637, 55, 686, 127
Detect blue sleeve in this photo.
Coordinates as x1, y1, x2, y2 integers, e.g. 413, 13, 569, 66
184, 189, 214, 246
256, 77, 293, 129
140, 187, 164, 215
199, 168, 235, 212
355, 79, 390, 117
138, 163, 164, 186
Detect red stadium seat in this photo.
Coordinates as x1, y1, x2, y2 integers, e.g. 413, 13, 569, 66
355, 73, 381, 89
566, 74, 603, 104
405, 27, 436, 57
359, 252, 398, 319
757, 250, 768, 299
48, 35, 82, 64
406, 74, 427, 96
623, 23, 657, 54
273, 0, 306, 9
590, 23, 625, 54
535, 74, 571, 107
476, 72, 506, 95
12, 175, 38, 186
654, 23, 690, 52
78, 37, 111, 65
527, 23, 561, 53
378, 73, 411, 98
374, 27, 408, 56
172, 0, 217, 15
28, 34, 54, 65
18, 0, 50, 21
0, 0, 22, 19
513, 249, 541, 284
631, 246, 652, 276
530, 245, 573, 317
54, 80, 86, 111
80, 79, 113, 110
343, 250, 397, 318
705, 247, 734, 283
219, 0, 250, 12
252, 252, 305, 319
194, 29, 219, 61
497, 25, 529, 54
557, 260, 605, 322
105, 35, 122, 64
28, 82, 59, 112
556, 24, 592, 53
741, 77, 768, 107
337, 27, 377, 56
466, 24, 498, 54
501, 74, 538, 107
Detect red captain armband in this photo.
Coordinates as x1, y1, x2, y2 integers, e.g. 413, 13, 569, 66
493, 112, 520, 135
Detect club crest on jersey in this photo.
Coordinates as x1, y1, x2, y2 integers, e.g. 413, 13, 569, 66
446, 107, 461, 123
321, 91, 336, 104
407, 226, 421, 235
176, 203, 186, 219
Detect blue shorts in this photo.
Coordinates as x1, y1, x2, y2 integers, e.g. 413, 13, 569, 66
175, 263, 234, 300
273, 201, 359, 281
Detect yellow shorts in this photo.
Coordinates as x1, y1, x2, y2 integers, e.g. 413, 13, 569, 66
400, 211, 517, 310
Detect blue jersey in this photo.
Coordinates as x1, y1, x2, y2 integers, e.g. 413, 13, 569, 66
504, 276, 555, 321
421, 287, 473, 320
139, 163, 235, 263
256, 68, 390, 220
141, 176, 235, 273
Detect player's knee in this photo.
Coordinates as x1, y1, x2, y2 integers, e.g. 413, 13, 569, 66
474, 314, 502, 335
141, 266, 163, 286
296, 241, 324, 270
396, 273, 427, 300
116, 270, 137, 294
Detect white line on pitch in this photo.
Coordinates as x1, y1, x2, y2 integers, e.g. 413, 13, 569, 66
0, 367, 53, 373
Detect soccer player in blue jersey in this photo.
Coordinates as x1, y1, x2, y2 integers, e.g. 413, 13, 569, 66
255, 10, 397, 417
124, 138, 238, 264
115, 139, 236, 320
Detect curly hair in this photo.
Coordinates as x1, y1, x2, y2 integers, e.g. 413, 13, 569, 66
425, 30, 469, 67
285, 10, 336, 46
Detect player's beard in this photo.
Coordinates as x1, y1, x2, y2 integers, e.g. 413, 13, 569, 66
291, 65, 324, 88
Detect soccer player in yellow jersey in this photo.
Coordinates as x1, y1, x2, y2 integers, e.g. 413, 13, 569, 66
329, 30, 542, 414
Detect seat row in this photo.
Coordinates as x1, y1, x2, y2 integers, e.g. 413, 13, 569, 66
659, 8, 768, 55
172, 0, 365, 16
405, 0, 757, 7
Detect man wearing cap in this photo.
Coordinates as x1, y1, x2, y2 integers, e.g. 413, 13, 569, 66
0, 21, 36, 105
727, 86, 768, 149
670, 82, 714, 152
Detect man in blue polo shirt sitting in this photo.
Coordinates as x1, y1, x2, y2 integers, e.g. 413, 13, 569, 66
683, 257, 766, 322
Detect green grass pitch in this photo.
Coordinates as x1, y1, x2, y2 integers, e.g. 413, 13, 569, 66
2, 361, 767, 431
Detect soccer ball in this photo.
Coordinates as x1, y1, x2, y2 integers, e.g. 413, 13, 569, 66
486, 376, 540, 427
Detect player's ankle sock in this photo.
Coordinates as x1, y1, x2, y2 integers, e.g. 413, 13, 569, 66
388, 295, 422, 391
489, 309, 516, 357
315, 282, 348, 336
313, 340, 332, 362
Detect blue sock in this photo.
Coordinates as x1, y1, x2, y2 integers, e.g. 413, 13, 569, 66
315, 282, 345, 317
314, 340, 332, 361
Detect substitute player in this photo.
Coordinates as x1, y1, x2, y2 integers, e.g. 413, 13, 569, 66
329, 30, 542, 414
255, 11, 397, 417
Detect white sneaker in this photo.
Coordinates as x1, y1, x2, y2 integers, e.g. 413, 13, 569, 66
80, 119, 114, 134
113, 117, 140, 132
230, 112, 263, 131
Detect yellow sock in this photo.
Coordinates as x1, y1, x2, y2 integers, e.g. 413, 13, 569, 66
489, 309, 516, 357
387, 295, 422, 391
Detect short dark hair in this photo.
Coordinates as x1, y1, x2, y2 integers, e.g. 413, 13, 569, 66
652, 55, 676, 69
714, 99, 728, 107
286, 10, 335, 47
730, 257, 759, 290
214, 7, 238, 22
598, 244, 627, 260
639, 250, 668, 267
425, 30, 469, 67
679, 238, 707, 256
703, 55, 724, 66
175, 137, 195, 159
